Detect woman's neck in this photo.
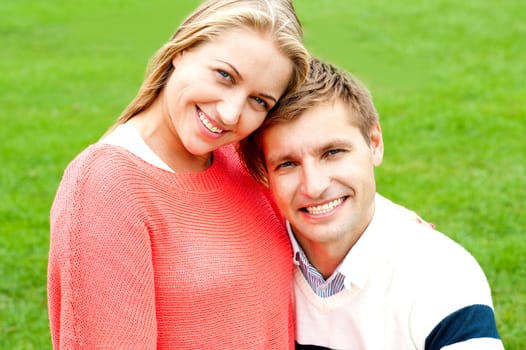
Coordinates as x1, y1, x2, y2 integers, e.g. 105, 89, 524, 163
127, 107, 212, 173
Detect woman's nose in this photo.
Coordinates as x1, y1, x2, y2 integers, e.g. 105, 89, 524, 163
217, 93, 245, 126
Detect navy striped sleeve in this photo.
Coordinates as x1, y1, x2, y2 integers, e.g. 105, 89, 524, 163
425, 304, 501, 350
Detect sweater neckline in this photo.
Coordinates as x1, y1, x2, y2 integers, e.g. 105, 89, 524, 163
91, 143, 235, 193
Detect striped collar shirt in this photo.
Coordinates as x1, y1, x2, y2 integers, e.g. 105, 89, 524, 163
286, 221, 346, 298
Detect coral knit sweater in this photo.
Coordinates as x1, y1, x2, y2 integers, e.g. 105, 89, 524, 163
48, 143, 294, 349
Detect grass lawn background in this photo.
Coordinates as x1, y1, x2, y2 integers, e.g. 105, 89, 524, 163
1, 0, 524, 348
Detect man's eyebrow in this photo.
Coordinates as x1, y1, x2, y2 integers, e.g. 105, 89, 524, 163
268, 139, 353, 164
319, 140, 352, 153
266, 151, 296, 167
217, 60, 278, 104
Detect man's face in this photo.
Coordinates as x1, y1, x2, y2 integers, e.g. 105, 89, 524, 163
262, 100, 384, 253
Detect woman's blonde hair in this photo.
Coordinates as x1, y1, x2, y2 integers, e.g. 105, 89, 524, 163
108, 0, 308, 131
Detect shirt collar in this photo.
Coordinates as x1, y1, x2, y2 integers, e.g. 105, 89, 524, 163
286, 220, 303, 266
286, 194, 397, 290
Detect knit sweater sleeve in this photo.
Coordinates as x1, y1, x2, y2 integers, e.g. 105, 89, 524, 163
48, 147, 157, 349
406, 228, 502, 349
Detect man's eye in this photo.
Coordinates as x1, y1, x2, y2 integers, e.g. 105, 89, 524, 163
277, 161, 294, 169
327, 149, 343, 156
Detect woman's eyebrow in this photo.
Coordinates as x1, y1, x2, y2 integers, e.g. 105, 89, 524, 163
217, 60, 242, 79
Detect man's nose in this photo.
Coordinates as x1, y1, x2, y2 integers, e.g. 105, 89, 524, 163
300, 162, 330, 199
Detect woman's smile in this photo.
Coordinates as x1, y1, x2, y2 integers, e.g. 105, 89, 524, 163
198, 108, 225, 134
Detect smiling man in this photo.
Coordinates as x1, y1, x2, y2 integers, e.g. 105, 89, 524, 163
239, 58, 504, 350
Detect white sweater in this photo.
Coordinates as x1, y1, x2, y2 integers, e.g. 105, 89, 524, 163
293, 195, 504, 350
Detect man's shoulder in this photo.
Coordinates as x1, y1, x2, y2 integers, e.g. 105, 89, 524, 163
374, 194, 483, 278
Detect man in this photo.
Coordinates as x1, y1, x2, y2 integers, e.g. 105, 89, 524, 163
239, 58, 504, 349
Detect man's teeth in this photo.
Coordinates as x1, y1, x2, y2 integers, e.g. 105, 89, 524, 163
199, 111, 224, 134
306, 198, 344, 215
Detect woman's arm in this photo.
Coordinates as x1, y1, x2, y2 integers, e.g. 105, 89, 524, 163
48, 153, 157, 349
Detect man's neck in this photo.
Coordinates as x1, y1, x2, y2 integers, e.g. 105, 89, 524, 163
296, 238, 355, 279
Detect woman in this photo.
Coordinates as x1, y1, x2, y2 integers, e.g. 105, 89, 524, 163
47, 0, 309, 348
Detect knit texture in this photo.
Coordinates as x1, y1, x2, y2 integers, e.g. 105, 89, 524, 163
48, 144, 294, 349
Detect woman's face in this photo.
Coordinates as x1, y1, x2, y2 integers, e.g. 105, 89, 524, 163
162, 28, 294, 156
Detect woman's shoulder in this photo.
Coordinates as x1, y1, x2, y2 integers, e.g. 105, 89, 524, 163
65, 143, 141, 176
57, 143, 147, 195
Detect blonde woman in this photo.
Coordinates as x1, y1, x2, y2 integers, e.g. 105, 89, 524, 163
47, 0, 309, 348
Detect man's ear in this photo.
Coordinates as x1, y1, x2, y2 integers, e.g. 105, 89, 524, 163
370, 123, 384, 166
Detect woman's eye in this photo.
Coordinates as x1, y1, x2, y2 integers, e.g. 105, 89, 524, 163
253, 97, 267, 108
218, 70, 232, 81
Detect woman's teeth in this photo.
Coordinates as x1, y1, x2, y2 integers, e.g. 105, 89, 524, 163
306, 198, 344, 215
199, 111, 224, 134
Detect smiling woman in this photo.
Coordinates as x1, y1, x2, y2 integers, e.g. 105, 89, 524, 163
123, 28, 294, 171
46, 0, 309, 349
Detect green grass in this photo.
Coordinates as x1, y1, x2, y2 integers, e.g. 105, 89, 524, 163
1, 0, 524, 348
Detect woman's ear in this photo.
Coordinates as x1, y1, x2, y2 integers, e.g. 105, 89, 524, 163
172, 52, 183, 68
